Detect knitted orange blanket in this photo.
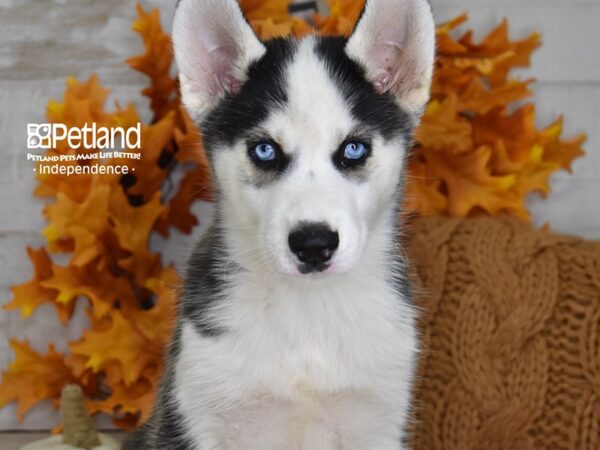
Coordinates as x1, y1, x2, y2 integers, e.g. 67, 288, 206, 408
408, 217, 600, 450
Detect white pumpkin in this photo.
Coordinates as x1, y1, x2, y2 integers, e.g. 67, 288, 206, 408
20, 433, 120, 450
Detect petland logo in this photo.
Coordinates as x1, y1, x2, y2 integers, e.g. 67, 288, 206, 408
27, 123, 141, 150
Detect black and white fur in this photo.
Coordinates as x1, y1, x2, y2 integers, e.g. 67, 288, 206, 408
123, 0, 435, 448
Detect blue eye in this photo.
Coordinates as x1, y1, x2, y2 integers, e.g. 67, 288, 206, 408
252, 142, 277, 161
334, 139, 370, 170
343, 141, 367, 160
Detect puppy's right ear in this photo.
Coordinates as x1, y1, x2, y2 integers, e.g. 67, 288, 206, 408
345, 0, 435, 116
173, 0, 266, 119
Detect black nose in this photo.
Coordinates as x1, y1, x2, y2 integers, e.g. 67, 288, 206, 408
288, 223, 339, 271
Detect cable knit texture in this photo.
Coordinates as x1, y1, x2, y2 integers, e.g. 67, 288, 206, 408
407, 216, 600, 450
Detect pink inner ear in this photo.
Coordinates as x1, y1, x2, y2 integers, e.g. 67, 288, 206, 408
372, 41, 405, 95
372, 38, 424, 98
210, 46, 242, 95
373, 70, 391, 94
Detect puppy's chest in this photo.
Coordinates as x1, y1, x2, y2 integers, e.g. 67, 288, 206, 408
179, 278, 415, 399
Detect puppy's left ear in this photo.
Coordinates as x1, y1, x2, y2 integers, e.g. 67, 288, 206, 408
345, 0, 435, 116
172, 0, 266, 119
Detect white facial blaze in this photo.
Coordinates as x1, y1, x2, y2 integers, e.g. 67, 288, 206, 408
214, 38, 406, 276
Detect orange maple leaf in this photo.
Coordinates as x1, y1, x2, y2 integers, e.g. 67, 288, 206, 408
541, 119, 587, 172
127, 4, 178, 119
417, 96, 473, 154
4, 248, 74, 324
405, 161, 448, 216
240, 0, 312, 39
71, 310, 160, 387
134, 269, 178, 345
47, 76, 111, 131
43, 182, 111, 265
85, 377, 157, 429
422, 145, 520, 217
37, 77, 117, 200
458, 19, 541, 87
457, 77, 533, 114
110, 190, 164, 285
40, 264, 136, 319
314, 0, 365, 36
0, 341, 77, 421
409, 14, 585, 220
121, 111, 176, 203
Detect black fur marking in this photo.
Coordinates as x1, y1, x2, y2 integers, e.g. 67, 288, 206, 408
122, 383, 192, 450
181, 224, 232, 337
122, 224, 237, 448
315, 37, 414, 142
387, 168, 415, 307
201, 38, 298, 152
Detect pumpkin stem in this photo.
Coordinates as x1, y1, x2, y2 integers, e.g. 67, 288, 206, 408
60, 385, 101, 449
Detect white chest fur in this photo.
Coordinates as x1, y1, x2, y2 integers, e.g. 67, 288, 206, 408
175, 269, 417, 450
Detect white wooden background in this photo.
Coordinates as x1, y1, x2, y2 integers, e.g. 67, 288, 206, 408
0, 0, 598, 431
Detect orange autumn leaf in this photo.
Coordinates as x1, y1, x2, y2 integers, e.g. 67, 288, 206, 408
41, 264, 136, 319
432, 17, 541, 95
121, 112, 177, 202
542, 122, 587, 172
0, 341, 77, 421
404, 161, 448, 216
5, 247, 54, 318
37, 76, 118, 200
110, 190, 164, 284
435, 14, 469, 53
457, 77, 533, 114
110, 190, 164, 255
458, 19, 541, 87
4, 248, 74, 324
473, 105, 542, 172
417, 96, 473, 154
155, 106, 214, 235
71, 310, 159, 387
85, 377, 157, 429
240, 0, 312, 39
160, 167, 204, 234
422, 145, 520, 217
121, 267, 179, 346
127, 4, 178, 119
409, 14, 585, 220
43, 182, 111, 264
241, 0, 293, 21
314, 0, 365, 36
47, 76, 111, 130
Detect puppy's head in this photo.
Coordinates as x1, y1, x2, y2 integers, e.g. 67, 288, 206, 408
173, 0, 435, 276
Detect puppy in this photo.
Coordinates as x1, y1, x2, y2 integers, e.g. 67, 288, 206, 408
123, 0, 435, 448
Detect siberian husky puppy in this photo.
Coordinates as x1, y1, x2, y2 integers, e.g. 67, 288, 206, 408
123, 0, 435, 448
